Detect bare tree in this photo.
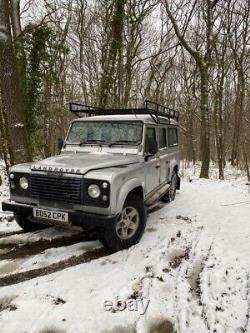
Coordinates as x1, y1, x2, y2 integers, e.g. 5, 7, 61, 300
0, 0, 31, 164
229, 0, 250, 166
163, 0, 221, 178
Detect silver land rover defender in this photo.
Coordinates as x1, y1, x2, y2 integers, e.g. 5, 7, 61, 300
2, 101, 180, 251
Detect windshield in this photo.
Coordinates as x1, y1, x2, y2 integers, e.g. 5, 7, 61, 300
66, 121, 143, 146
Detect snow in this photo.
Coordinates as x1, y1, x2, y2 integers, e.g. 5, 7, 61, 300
0, 167, 17, 234
13, 123, 24, 128
11, 0, 22, 37
0, 163, 249, 333
0, 25, 8, 44
0, 228, 78, 246
0, 31, 8, 44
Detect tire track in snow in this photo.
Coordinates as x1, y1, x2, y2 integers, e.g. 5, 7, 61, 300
0, 247, 109, 287
174, 228, 250, 333
173, 243, 200, 332
173, 234, 212, 333
244, 273, 250, 332
172, 225, 224, 332
0, 232, 89, 260
134, 228, 199, 333
0, 230, 27, 239
199, 245, 249, 333
196, 243, 214, 332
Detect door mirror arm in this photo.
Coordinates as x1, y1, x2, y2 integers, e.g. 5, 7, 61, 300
145, 154, 152, 162
58, 138, 64, 152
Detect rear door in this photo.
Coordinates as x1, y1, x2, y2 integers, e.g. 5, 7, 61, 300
144, 126, 160, 194
158, 126, 170, 184
166, 126, 179, 178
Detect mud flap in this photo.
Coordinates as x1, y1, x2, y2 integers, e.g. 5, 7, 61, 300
177, 175, 181, 190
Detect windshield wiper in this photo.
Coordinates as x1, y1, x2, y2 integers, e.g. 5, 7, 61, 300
79, 139, 106, 146
108, 140, 140, 147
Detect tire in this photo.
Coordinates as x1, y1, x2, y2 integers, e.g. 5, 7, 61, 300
15, 214, 47, 232
161, 171, 178, 203
99, 194, 146, 252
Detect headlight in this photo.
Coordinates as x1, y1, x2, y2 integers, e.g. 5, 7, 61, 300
88, 184, 101, 198
19, 177, 29, 190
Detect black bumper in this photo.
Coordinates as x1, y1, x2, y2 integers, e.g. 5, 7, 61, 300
2, 199, 116, 231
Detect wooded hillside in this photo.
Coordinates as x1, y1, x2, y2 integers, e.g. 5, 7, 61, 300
0, 0, 249, 179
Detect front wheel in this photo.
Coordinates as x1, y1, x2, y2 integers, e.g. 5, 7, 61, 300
15, 214, 47, 232
99, 195, 146, 252
161, 171, 178, 203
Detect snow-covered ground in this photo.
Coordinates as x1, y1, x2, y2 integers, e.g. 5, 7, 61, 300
0, 164, 249, 333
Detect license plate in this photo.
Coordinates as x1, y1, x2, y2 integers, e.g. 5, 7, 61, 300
33, 208, 69, 223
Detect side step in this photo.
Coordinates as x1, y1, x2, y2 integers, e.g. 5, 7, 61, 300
145, 183, 170, 207
147, 202, 164, 213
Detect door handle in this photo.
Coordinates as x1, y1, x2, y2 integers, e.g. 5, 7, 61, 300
155, 164, 160, 169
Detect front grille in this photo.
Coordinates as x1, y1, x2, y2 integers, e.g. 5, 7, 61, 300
30, 174, 82, 204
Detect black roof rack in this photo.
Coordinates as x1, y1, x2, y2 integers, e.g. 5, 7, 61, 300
69, 100, 179, 124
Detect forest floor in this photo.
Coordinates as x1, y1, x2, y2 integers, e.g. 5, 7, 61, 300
0, 164, 249, 333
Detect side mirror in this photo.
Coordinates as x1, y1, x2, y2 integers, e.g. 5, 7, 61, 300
148, 138, 158, 155
58, 138, 64, 151
145, 137, 158, 161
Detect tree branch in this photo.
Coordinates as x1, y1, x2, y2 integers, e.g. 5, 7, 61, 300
163, 0, 201, 61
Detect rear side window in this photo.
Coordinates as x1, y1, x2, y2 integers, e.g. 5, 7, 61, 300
168, 128, 178, 146
145, 127, 156, 153
158, 128, 167, 149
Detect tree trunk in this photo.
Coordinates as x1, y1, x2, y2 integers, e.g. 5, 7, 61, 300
0, 0, 31, 164
0, 102, 13, 171
199, 65, 210, 178
213, 89, 225, 180
230, 72, 245, 166
98, 0, 126, 107
242, 143, 250, 182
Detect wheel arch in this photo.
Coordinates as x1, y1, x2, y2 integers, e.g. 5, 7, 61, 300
116, 179, 144, 213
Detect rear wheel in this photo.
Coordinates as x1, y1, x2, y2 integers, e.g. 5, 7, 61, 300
99, 195, 146, 252
161, 171, 177, 203
15, 214, 47, 232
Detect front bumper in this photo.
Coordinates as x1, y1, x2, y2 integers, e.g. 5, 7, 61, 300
2, 199, 116, 231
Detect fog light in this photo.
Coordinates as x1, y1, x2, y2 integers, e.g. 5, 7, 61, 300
10, 182, 15, 190
9, 173, 15, 180
19, 177, 29, 190
102, 195, 108, 201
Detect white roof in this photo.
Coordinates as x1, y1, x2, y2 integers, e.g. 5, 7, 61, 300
73, 114, 178, 125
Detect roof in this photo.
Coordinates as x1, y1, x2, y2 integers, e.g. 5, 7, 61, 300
72, 114, 178, 126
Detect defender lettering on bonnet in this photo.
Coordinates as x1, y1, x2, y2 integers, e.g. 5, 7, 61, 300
2, 100, 180, 252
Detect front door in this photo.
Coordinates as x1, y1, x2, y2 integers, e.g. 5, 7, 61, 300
144, 127, 160, 194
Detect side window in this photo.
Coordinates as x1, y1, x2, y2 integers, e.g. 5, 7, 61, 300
158, 128, 167, 149
145, 127, 156, 153
168, 128, 178, 146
